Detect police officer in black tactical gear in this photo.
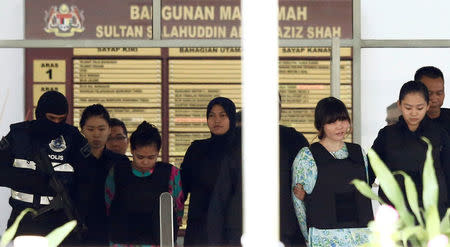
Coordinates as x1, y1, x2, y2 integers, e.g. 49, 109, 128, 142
0, 91, 90, 240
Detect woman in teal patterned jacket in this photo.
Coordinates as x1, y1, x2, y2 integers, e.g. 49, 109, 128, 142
291, 97, 373, 247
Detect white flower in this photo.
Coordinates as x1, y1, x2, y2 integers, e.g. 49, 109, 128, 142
428, 234, 448, 247
374, 204, 399, 233
371, 204, 400, 247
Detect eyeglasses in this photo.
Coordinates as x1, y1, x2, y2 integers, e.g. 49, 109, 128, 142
107, 135, 127, 142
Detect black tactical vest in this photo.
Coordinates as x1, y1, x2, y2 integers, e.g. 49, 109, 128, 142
109, 162, 176, 245
8, 121, 77, 209
306, 142, 373, 229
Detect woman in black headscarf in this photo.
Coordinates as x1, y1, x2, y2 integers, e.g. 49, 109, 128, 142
181, 97, 237, 246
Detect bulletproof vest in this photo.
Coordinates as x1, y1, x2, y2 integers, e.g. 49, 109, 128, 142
8, 121, 76, 209
306, 142, 373, 229
109, 162, 175, 245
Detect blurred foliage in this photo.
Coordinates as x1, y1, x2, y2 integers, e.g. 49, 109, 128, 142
352, 137, 450, 247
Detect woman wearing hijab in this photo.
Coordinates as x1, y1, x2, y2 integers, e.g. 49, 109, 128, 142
181, 97, 237, 246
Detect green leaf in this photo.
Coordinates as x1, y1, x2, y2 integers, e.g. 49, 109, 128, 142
0, 208, 36, 247
421, 137, 439, 210
398, 226, 425, 246
421, 137, 441, 239
45, 220, 77, 247
425, 205, 441, 239
368, 149, 415, 226
393, 171, 424, 227
440, 209, 450, 234
351, 179, 386, 204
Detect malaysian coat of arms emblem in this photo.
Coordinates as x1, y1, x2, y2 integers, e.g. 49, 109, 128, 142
49, 135, 67, 153
44, 4, 85, 37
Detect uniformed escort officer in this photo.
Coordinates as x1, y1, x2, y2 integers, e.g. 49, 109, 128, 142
0, 91, 90, 241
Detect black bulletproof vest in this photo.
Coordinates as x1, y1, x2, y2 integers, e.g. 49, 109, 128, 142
306, 142, 373, 229
8, 122, 76, 208
109, 162, 175, 245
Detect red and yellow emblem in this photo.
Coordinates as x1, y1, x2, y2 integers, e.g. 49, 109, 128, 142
44, 4, 85, 37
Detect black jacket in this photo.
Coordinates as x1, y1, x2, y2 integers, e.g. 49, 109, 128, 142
207, 128, 242, 246
207, 126, 309, 247
372, 116, 449, 215
431, 108, 450, 135
77, 148, 129, 246
181, 130, 236, 246
0, 120, 90, 238
279, 125, 308, 246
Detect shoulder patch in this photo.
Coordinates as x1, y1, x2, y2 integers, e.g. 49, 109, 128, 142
80, 143, 91, 158
0, 136, 9, 151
